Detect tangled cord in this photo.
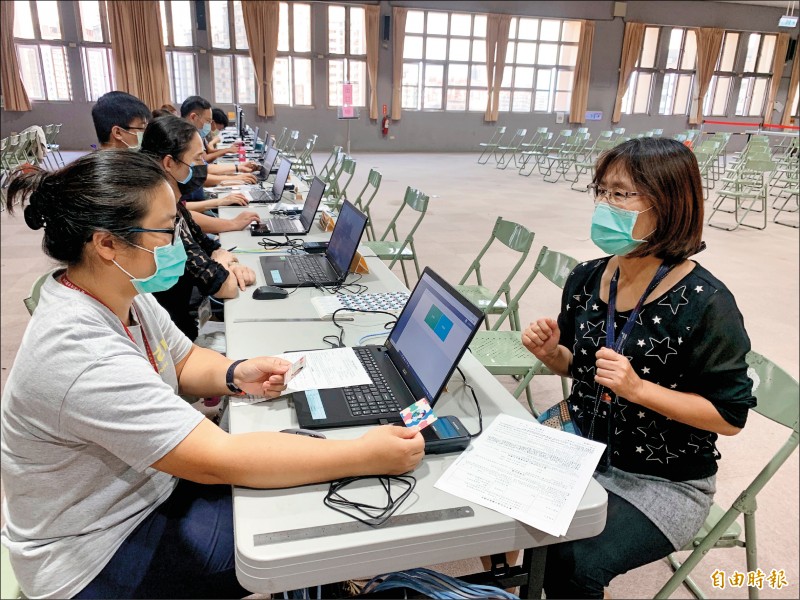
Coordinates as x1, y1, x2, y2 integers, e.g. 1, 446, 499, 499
322, 306, 398, 349
324, 475, 416, 527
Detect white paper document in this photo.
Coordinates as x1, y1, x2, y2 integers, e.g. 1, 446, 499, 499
229, 347, 372, 406
434, 413, 606, 537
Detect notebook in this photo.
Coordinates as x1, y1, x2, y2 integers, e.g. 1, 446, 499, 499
250, 177, 326, 236
259, 199, 367, 288
293, 268, 485, 429
250, 157, 291, 203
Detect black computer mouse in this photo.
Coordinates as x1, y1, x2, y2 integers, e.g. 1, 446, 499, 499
252, 285, 289, 300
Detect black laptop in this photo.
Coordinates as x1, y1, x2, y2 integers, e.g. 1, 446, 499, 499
254, 147, 280, 182
293, 268, 485, 429
259, 199, 367, 288
250, 177, 325, 236
250, 156, 291, 203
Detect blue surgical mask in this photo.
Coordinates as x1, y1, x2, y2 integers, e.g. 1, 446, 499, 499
200, 122, 212, 137
590, 202, 654, 256
113, 237, 187, 294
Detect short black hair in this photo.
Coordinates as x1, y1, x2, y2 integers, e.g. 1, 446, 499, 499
211, 108, 229, 127
141, 115, 200, 163
91, 91, 150, 143
180, 95, 212, 118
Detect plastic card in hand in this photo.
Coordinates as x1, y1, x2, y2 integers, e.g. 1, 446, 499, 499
311, 292, 411, 318
400, 399, 438, 430
284, 355, 307, 385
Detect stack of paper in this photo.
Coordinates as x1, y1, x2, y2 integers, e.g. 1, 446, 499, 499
434, 414, 606, 537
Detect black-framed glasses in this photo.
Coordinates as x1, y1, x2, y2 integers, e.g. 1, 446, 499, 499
586, 183, 646, 207
124, 125, 148, 131
126, 216, 184, 244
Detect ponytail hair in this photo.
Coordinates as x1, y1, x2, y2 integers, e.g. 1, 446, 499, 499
5, 151, 169, 265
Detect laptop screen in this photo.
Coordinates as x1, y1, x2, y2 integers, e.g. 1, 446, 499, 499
263, 147, 279, 171
300, 177, 326, 226
387, 269, 484, 404
326, 200, 367, 277
272, 158, 292, 198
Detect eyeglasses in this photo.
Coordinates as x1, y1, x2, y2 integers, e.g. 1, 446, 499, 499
586, 183, 646, 207
126, 216, 184, 244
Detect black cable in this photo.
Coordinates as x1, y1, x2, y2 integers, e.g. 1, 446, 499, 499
257, 234, 304, 251
455, 366, 483, 438
324, 475, 416, 527
323, 307, 399, 349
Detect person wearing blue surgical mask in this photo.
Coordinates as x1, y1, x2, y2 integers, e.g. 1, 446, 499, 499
180, 96, 260, 182
520, 138, 755, 599
1, 151, 424, 599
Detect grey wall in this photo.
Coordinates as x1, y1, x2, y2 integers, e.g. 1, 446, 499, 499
2, 1, 797, 152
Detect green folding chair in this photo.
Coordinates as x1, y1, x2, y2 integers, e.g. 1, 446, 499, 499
353, 168, 382, 241
495, 128, 528, 170
324, 156, 356, 211
468, 246, 578, 412
291, 134, 318, 177
708, 157, 776, 231
363, 187, 429, 287
656, 351, 799, 600
478, 126, 507, 165
455, 217, 535, 331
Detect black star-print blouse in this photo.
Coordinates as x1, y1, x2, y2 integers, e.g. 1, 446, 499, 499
557, 257, 756, 481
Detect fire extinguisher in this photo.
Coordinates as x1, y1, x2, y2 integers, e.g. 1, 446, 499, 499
381, 116, 389, 136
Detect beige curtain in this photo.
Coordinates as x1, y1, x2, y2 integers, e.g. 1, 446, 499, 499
781, 54, 800, 126
569, 20, 595, 123
488, 15, 511, 122
689, 28, 724, 125
484, 15, 500, 121
390, 7, 407, 120
763, 33, 790, 125
365, 5, 380, 120
107, 1, 171, 109
611, 22, 645, 123
242, 0, 279, 117
1, 1, 31, 111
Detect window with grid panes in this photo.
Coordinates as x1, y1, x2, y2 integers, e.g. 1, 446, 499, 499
77, 1, 116, 102
658, 27, 696, 116
621, 26, 659, 115
327, 5, 366, 107
401, 10, 489, 111
500, 18, 579, 113
159, 1, 197, 103
208, 1, 255, 104
702, 31, 740, 117
735, 33, 777, 117
13, 0, 73, 101
273, 2, 312, 107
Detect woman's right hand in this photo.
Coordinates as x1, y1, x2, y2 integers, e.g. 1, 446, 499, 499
230, 211, 261, 230
229, 264, 256, 291
358, 425, 425, 475
522, 318, 561, 362
217, 193, 249, 207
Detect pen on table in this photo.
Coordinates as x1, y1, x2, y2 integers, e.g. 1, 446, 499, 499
228, 246, 237, 252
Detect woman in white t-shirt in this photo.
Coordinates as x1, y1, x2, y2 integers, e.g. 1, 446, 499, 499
0, 151, 424, 599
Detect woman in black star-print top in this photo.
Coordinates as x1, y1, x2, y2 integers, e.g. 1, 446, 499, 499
522, 138, 756, 599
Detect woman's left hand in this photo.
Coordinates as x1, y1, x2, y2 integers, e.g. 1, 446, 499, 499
234, 357, 291, 398
594, 347, 645, 403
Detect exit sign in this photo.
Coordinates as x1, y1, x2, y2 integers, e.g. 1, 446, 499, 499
585, 111, 603, 121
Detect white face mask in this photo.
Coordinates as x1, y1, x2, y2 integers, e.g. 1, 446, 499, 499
119, 128, 143, 151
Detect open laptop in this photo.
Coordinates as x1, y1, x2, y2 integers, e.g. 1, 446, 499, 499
250, 157, 291, 203
259, 199, 367, 288
250, 176, 325, 236
254, 146, 280, 182
293, 268, 485, 429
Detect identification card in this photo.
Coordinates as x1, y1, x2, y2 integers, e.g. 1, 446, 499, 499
284, 355, 307, 384
197, 297, 212, 328
400, 398, 438, 430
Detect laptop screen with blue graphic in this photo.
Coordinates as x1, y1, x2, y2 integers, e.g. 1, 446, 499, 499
386, 269, 483, 403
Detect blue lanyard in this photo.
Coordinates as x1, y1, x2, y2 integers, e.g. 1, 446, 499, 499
606, 262, 673, 353
591, 261, 674, 471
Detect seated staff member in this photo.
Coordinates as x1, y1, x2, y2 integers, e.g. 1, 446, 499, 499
91, 90, 150, 150
1, 152, 425, 599
140, 117, 258, 340
205, 107, 228, 151
142, 116, 258, 235
522, 138, 756, 599
180, 96, 259, 181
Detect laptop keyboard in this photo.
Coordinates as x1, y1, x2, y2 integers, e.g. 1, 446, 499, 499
267, 218, 302, 233
289, 255, 330, 282
250, 189, 276, 203
345, 347, 402, 417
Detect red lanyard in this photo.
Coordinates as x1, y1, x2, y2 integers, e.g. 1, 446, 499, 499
60, 273, 160, 374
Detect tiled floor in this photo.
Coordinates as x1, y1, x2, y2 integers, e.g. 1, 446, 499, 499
1, 151, 798, 599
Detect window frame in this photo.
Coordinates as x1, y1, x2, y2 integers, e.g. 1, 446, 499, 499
12, 0, 73, 102
735, 32, 778, 117
701, 31, 740, 118
160, 1, 199, 103
326, 4, 366, 109
207, 0, 255, 105
621, 25, 660, 116
657, 27, 696, 116
76, 0, 116, 102
273, 1, 313, 108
